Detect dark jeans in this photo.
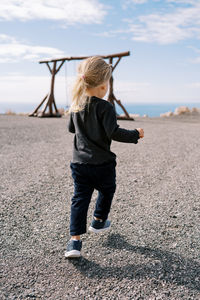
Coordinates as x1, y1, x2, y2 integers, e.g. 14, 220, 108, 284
70, 160, 116, 236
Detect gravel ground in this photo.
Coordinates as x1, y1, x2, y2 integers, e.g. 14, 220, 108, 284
1, 114, 200, 300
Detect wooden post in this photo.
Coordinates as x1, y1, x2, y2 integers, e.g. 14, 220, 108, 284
107, 57, 134, 120
29, 94, 48, 116
30, 61, 63, 117
108, 57, 115, 107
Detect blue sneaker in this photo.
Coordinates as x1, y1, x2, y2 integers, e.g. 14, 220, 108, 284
89, 219, 111, 233
65, 240, 82, 258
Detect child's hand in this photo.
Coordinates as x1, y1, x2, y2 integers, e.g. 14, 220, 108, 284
136, 128, 144, 138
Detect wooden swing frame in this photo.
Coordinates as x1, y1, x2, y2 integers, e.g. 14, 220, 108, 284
29, 51, 133, 120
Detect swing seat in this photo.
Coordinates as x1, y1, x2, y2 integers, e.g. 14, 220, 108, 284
117, 115, 134, 121
37, 112, 62, 118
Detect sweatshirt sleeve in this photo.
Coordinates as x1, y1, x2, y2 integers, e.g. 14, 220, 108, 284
68, 113, 75, 133
101, 103, 140, 144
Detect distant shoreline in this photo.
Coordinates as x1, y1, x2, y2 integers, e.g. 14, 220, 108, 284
0, 102, 200, 117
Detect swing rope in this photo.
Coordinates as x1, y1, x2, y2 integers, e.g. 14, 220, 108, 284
64, 61, 70, 111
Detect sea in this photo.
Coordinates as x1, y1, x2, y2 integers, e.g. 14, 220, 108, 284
1, 102, 200, 117
116, 103, 200, 117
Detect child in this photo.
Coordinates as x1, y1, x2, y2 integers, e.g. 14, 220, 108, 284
65, 56, 144, 258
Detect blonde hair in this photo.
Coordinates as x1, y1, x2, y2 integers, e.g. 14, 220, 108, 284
69, 56, 112, 113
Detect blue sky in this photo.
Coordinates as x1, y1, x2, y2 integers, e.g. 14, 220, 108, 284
0, 0, 200, 111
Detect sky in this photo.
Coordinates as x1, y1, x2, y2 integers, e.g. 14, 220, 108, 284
0, 0, 200, 112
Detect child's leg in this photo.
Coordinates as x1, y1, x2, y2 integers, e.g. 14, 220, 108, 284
69, 163, 94, 237
66, 183, 93, 258
70, 184, 94, 236
94, 188, 115, 221
66, 163, 94, 258
93, 161, 116, 221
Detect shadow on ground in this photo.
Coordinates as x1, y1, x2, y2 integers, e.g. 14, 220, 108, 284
69, 233, 200, 291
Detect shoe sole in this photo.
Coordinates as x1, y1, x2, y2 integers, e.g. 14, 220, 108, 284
88, 225, 111, 233
65, 250, 81, 258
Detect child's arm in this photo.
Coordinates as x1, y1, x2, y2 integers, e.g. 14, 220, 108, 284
111, 127, 140, 143
102, 103, 144, 143
68, 113, 75, 133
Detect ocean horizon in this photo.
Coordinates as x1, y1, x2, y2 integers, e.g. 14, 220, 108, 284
1, 102, 200, 117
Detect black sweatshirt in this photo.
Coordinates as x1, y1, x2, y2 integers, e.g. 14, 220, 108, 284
68, 96, 140, 164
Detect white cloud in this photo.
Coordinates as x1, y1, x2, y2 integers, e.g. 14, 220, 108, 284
125, 0, 148, 4
187, 82, 200, 88
167, 0, 197, 4
0, 34, 16, 43
125, 0, 198, 4
190, 56, 200, 64
188, 46, 200, 53
0, 34, 65, 63
94, 28, 131, 38
0, 0, 106, 24
127, 2, 200, 44
98, 1, 200, 44
121, 0, 148, 10
112, 1, 200, 44
188, 46, 200, 64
